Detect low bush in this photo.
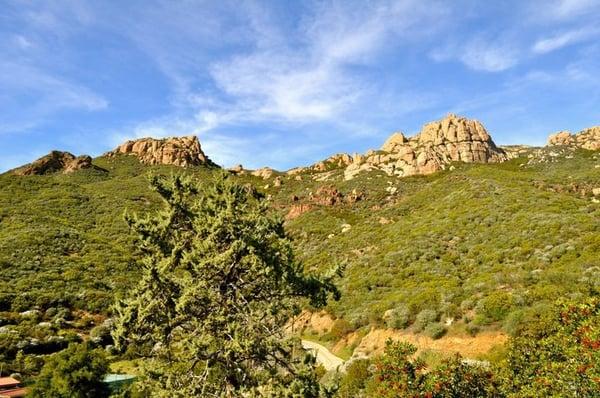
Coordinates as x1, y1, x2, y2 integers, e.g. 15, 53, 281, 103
414, 309, 438, 331
425, 322, 446, 339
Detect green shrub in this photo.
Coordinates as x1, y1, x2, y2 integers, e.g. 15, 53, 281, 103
330, 319, 353, 339
425, 323, 446, 339
465, 324, 480, 337
502, 310, 524, 336
337, 358, 372, 398
499, 298, 600, 397
476, 291, 515, 323
30, 342, 109, 397
426, 355, 500, 396
385, 306, 411, 329
414, 309, 438, 331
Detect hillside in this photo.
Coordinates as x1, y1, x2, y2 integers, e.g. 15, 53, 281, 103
1, 116, 599, 376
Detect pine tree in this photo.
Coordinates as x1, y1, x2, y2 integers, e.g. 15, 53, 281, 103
112, 172, 340, 397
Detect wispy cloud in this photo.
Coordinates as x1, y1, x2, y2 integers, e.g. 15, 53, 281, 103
110, 0, 449, 167
2, 0, 600, 172
0, 61, 108, 134
540, 0, 600, 20
430, 37, 520, 72
170, 0, 448, 125
532, 27, 599, 54
0, 2, 106, 135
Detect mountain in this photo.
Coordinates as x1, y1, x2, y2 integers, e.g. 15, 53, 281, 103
1, 114, 599, 367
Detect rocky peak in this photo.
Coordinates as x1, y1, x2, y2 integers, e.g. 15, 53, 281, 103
417, 113, 494, 146
381, 132, 408, 152
12, 151, 97, 176
548, 127, 600, 150
298, 114, 507, 180
106, 135, 213, 167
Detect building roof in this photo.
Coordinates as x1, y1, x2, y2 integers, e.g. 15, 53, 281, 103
0, 387, 28, 398
0, 377, 20, 388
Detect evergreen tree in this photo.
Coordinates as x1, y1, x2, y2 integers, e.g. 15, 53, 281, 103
29, 342, 109, 398
112, 173, 340, 397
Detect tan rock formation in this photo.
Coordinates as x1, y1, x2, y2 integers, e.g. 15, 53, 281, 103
106, 135, 213, 167
346, 114, 507, 179
547, 131, 574, 146
298, 114, 506, 180
381, 132, 408, 152
228, 164, 244, 174
251, 167, 275, 179
548, 127, 600, 150
13, 151, 98, 176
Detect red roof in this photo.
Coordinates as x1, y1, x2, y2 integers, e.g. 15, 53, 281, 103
0, 378, 19, 389
0, 387, 28, 398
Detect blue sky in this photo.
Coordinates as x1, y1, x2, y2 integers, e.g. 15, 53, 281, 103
1, 0, 599, 171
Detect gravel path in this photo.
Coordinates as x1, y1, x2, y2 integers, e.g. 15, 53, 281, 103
301, 340, 345, 371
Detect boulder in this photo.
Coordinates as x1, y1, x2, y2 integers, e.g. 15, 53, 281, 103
229, 164, 244, 174
252, 167, 275, 179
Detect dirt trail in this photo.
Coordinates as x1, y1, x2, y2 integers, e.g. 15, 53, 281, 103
352, 329, 507, 359
302, 340, 345, 371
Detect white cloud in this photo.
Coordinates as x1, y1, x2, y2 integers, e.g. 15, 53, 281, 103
0, 62, 108, 134
206, 0, 446, 124
431, 38, 520, 72
115, 0, 449, 128
12, 35, 33, 50
544, 0, 600, 20
461, 40, 519, 72
532, 27, 599, 54
103, 0, 448, 168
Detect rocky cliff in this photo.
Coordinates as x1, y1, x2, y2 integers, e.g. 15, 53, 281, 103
293, 114, 507, 180
106, 135, 214, 167
12, 151, 98, 176
548, 127, 600, 150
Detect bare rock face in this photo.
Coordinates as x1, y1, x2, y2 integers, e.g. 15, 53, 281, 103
369, 114, 507, 178
106, 135, 213, 167
13, 151, 97, 176
285, 186, 364, 220
295, 114, 506, 180
379, 114, 507, 177
548, 127, 600, 150
381, 132, 408, 152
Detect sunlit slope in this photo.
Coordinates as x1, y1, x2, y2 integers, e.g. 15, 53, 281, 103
0, 149, 599, 335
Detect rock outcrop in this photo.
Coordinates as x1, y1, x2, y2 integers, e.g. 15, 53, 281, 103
106, 136, 213, 167
285, 186, 364, 220
13, 151, 98, 176
295, 114, 507, 180
373, 114, 506, 178
500, 145, 533, 159
251, 167, 275, 179
548, 127, 600, 150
